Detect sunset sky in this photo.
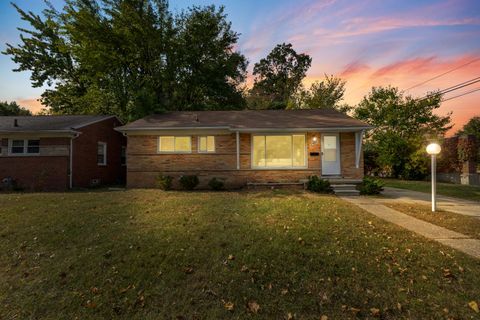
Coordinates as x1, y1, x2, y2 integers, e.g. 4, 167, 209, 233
0, 0, 479, 133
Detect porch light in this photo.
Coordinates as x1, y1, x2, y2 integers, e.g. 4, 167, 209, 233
312, 136, 318, 144
426, 142, 441, 212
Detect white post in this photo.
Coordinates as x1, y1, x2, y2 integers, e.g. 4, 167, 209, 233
431, 154, 436, 212
236, 131, 240, 170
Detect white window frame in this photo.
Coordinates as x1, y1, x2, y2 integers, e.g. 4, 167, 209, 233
157, 136, 192, 154
97, 141, 107, 166
197, 135, 216, 153
7, 139, 40, 156
250, 133, 308, 169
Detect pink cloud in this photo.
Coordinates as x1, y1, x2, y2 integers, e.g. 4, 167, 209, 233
17, 98, 45, 114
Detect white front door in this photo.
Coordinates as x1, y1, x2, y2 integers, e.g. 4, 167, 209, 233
321, 133, 340, 175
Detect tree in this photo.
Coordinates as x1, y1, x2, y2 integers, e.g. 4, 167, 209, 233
354, 86, 451, 178
249, 43, 311, 109
4, 0, 247, 121
457, 116, 480, 141
292, 75, 351, 113
0, 101, 32, 116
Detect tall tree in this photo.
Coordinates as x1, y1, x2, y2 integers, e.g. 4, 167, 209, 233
4, 0, 247, 121
249, 43, 311, 109
292, 75, 351, 113
457, 116, 480, 141
354, 86, 451, 178
0, 101, 32, 116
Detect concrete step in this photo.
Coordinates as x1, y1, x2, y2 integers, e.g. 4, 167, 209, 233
331, 184, 357, 190
333, 189, 360, 196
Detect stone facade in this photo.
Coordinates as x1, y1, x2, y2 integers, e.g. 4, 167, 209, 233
126, 131, 363, 189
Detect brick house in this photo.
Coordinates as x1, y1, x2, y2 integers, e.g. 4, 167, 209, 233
116, 109, 372, 189
0, 115, 126, 191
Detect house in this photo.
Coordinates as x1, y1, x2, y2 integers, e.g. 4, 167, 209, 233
116, 109, 372, 189
0, 115, 126, 191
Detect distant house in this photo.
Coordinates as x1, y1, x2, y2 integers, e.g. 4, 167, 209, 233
0, 115, 126, 191
116, 109, 372, 189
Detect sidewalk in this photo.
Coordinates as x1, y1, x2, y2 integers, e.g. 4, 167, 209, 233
342, 196, 480, 259
380, 187, 480, 217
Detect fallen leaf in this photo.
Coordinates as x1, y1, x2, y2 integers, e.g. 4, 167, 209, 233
370, 307, 380, 316
184, 266, 194, 274
286, 312, 294, 320
85, 300, 96, 308
350, 307, 361, 315
241, 265, 249, 272
223, 301, 234, 311
228, 254, 235, 260
281, 288, 289, 295
320, 316, 328, 320
90, 287, 99, 294
469, 301, 479, 313
247, 301, 260, 314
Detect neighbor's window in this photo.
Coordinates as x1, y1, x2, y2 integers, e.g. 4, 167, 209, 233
9, 139, 40, 155
158, 136, 191, 153
198, 136, 215, 153
252, 135, 306, 168
97, 142, 107, 165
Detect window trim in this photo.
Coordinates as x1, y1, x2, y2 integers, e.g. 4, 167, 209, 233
7, 139, 40, 156
97, 141, 107, 166
197, 135, 216, 153
157, 136, 192, 154
250, 133, 308, 169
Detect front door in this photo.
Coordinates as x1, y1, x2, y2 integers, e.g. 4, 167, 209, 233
321, 133, 340, 175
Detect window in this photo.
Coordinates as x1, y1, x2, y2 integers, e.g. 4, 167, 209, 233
121, 146, 126, 166
323, 136, 337, 161
97, 142, 107, 165
9, 139, 40, 155
198, 136, 215, 153
158, 136, 191, 153
252, 134, 306, 168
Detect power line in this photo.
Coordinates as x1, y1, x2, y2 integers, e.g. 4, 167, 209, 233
405, 57, 480, 91
442, 87, 480, 102
416, 76, 480, 102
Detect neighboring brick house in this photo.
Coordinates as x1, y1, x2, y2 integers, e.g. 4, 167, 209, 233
0, 115, 126, 191
116, 109, 372, 189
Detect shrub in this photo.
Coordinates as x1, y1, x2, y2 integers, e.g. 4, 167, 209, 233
208, 177, 224, 191
179, 175, 199, 190
306, 175, 332, 193
358, 176, 384, 195
156, 174, 173, 190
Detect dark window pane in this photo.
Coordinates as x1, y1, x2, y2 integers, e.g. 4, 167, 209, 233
27, 140, 40, 153
11, 140, 24, 153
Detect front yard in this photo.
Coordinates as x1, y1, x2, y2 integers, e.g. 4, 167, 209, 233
382, 179, 480, 202
1, 190, 479, 319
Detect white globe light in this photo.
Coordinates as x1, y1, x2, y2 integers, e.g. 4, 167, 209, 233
426, 143, 441, 155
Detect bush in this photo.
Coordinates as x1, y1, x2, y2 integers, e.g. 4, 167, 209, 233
306, 175, 332, 193
208, 177, 224, 191
179, 175, 199, 190
358, 176, 384, 195
156, 174, 173, 190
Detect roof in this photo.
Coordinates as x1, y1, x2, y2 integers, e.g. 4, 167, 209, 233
0, 115, 116, 134
116, 109, 372, 132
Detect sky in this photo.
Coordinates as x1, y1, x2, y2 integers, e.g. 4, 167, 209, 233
0, 0, 479, 134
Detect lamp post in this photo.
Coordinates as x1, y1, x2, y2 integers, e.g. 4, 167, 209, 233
426, 143, 441, 212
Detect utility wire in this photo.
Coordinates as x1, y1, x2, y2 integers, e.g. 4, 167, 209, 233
416, 77, 480, 102
405, 57, 480, 91
442, 87, 480, 102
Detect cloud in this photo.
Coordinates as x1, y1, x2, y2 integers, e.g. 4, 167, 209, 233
17, 98, 45, 114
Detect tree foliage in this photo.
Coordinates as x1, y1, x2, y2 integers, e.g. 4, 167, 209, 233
249, 43, 311, 109
0, 101, 32, 116
291, 75, 351, 113
354, 86, 452, 178
457, 116, 480, 141
4, 0, 247, 121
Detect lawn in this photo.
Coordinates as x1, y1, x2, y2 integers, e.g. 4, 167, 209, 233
1, 190, 480, 319
384, 202, 480, 240
382, 179, 480, 202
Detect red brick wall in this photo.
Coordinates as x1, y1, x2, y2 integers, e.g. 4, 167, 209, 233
126, 131, 363, 189
0, 138, 69, 191
72, 117, 126, 188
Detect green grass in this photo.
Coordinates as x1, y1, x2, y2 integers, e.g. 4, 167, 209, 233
1, 190, 480, 319
384, 202, 480, 240
382, 179, 480, 202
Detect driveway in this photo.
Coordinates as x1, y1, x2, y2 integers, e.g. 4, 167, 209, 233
379, 187, 480, 217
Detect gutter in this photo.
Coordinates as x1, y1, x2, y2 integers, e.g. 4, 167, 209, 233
69, 133, 80, 189
115, 126, 373, 134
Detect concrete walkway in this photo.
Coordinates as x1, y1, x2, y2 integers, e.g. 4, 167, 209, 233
342, 196, 480, 259
380, 187, 480, 217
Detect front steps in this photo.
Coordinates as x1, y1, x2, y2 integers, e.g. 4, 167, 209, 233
330, 184, 360, 196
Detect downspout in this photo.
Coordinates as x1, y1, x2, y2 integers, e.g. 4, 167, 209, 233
69, 133, 80, 189
236, 131, 240, 170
